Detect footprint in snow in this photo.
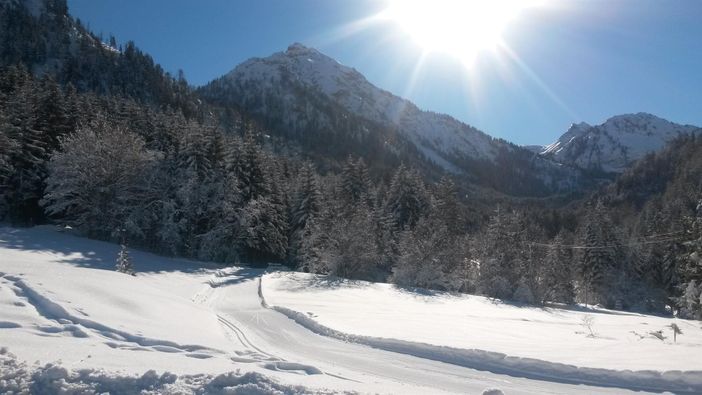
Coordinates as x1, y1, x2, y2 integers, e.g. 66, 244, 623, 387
0, 321, 21, 328
263, 361, 323, 375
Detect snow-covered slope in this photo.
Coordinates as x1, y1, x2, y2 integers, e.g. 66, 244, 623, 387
1, 225, 683, 394
221, 43, 497, 168
543, 113, 701, 173
263, 272, 702, 393
202, 43, 584, 196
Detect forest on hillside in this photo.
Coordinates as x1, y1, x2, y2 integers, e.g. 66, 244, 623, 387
1, 0, 702, 322
2, 64, 702, 319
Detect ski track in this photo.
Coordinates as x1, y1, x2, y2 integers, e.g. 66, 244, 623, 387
202, 267, 702, 393
200, 269, 326, 377
4, 246, 699, 394
0, 273, 223, 359
259, 276, 702, 394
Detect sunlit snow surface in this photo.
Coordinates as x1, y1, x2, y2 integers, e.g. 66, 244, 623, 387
1, 226, 698, 394
263, 271, 702, 372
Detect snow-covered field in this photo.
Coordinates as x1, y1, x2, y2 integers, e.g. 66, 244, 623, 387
1, 225, 700, 394
263, 272, 702, 372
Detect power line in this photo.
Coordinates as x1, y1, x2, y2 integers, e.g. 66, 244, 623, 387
528, 233, 693, 250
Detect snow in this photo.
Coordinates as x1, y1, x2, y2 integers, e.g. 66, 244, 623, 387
0, 347, 315, 394
225, 43, 499, 170
543, 113, 701, 172
0, 225, 692, 394
262, 272, 702, 393
217, 43, 582, 190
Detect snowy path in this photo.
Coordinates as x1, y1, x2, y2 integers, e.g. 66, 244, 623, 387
0, 226, 683, 394
201, 267, 668, 394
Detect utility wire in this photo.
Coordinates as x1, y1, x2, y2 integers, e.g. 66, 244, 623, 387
528, 233, 694, 250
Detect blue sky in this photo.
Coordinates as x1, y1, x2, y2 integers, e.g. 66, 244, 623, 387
67, 0, 702, 146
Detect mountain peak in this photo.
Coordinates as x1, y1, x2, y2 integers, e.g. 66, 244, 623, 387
543, 113, 700, 172
285, 42, 316, 55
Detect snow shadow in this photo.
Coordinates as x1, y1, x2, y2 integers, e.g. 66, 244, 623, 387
0, 226, 217, 274
272, 305, 702, 394
210, 267, 262, 287
393, 285, 449, 298
270, 273, 371, 293
546, 302, 657, 318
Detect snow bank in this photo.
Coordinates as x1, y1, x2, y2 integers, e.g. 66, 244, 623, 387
0, 347, 320, 395
262, 272, 702, 393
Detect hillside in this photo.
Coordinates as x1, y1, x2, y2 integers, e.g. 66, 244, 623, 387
1, 225, 697, 394
0, 0, 198, 116
200, 43, 583, 197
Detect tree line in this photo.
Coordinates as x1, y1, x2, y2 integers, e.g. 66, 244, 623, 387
1, 65, 701, 320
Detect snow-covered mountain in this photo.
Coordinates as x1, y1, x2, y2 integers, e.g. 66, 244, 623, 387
221, 43, 498, 169
542, 113, 701, 173
202, 43, 581, 196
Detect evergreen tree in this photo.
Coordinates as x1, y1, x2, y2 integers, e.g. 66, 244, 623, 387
235, 132, 270, 202
291, 162, 322, 233
541, 232, 575, 303
433, 176, 462, 234
115, 244, 135, 275
385, 164, 429, 230
289, 162, 323, 265
238, 196, 288, 262
578, 201, 621, 306
340, 156, 371, 213
34, 75, 72, 150
2, 82, 49, 224
477, 206, 523, 299
676, 200, 702, 318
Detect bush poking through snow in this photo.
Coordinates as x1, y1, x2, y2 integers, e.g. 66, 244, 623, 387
581, 315, 596, 338
649, 330, 666, 341
115, 244, 135, 275
670, 323, 683, 343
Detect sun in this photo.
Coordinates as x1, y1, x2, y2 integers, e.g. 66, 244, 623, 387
380, 0, 543, 65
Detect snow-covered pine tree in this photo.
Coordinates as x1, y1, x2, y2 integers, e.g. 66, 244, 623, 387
238, 195, 288, 262
0, 113, 18, 194
291, 162, 322, 234
340, 156, 371, 213
289, 162, 323, 265
433, 176, 462, 235
676, 200, 702, 318
2, 80, 49, 224
115, 244, 135, 275
237, 132, 270, 202
477, 206, 520, 299
385, 164, 429, 230
297, 215, 327, 274
35, 75, 73, 150
578, 201, 620, 306
541, 232, 575, 303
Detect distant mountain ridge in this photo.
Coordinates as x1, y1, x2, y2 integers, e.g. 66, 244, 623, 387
201, 43, 582, 197
230, 43, 498, 168
541, 113, 701, 173
6, 0, 693, 197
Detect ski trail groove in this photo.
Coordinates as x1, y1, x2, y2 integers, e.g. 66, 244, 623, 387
1, 274, 223, 357
259, 275, 702, 394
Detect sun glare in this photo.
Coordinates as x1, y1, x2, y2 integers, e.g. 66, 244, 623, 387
380, 0, 544, 65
